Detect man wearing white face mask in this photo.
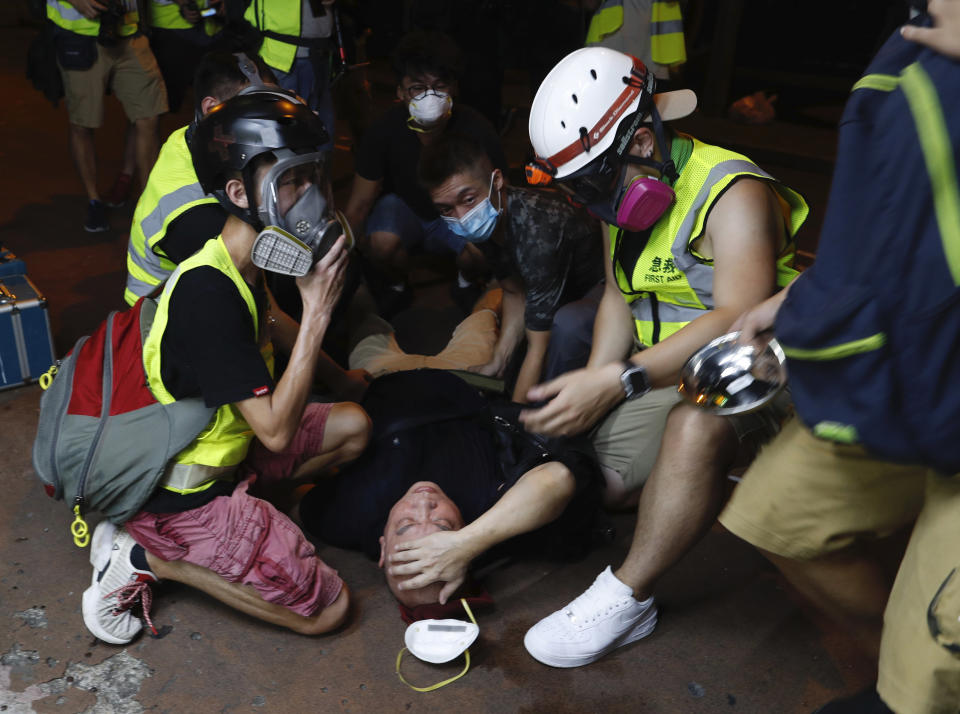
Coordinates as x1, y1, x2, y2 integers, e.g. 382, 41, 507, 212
418, 133, 604, 404
343, 30, 508, 316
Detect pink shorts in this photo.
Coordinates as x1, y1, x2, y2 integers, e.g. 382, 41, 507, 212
126, 402, 342, 617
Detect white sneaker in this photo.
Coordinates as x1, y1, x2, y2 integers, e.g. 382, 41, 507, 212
523, 566, 657, 668
81, 521, 158, 644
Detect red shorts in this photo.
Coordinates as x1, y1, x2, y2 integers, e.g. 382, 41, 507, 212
126, 402, 342, 617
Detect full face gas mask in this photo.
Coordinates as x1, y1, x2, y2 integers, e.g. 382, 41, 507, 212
248, 152, 354, 276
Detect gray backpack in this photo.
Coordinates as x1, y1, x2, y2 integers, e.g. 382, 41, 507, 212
32, 298, 214, 547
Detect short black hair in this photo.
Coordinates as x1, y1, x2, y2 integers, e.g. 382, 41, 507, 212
418, 132, 492, 194
193, 51, 277, 107
391, 30, 463, 84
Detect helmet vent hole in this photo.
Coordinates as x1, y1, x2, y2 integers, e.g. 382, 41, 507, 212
572, 93, 578, 104
561, 120, 566, 129
590, 69, 597, 80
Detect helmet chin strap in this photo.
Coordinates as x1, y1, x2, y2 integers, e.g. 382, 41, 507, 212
621, 103, 677, 185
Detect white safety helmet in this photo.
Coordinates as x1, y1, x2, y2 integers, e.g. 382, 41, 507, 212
527, 47, 697, 182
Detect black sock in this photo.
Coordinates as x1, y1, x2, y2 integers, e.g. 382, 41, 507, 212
129, 544, 151, 573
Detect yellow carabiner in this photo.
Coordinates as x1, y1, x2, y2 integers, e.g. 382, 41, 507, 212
71, 505, 90, 548
38, 364, 58, 391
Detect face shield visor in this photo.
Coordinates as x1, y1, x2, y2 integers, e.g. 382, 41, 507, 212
250, 152, 354, 276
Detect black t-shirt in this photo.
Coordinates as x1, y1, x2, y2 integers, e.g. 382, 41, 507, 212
354, 103, 508, 220
154, 203, 229, 264
478, 187, 604, 331
298, 371, 601, 561
159, 264, 274, 407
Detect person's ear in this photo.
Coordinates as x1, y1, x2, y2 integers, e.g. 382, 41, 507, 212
199, 95, 221, 117
492, 168, 505, 193
225, 177, 248, 209
632, 127, 656, 159
378, 535, 386, 568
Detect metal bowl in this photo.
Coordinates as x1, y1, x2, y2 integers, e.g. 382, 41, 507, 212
678, 331, 787, 415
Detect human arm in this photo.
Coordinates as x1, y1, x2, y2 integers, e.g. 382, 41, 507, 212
468, 275, 524, 377
521, 178, 786, 435
901, 0, 960, 59
387, 462, 576, 603
235, 237, 348, 452
265, 285, 373, 402
517, 225, 634, 435
512, 328, 550, 403
343, 175, 381, 241
731, 277, 796, 342
65, 0, 107, 19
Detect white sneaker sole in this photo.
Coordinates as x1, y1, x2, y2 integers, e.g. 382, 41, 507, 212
523, 604, 659, 668
81, 521, 136, 645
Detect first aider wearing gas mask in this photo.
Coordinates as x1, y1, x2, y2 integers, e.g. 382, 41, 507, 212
517, 47, 810, 671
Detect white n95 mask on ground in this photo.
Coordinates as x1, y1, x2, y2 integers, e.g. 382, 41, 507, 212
395, 599, 479, 692
404, 617, 479, 664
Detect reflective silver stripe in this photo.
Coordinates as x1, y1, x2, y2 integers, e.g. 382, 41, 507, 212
49, 0, 86, 21
160, 462, 237, 491
125, 272, 160, 300
139, 182, 210, 240
126, 237, 174, 290
630, 298, 706, 324
651, 20, 684, 35
671, 159, 770, 298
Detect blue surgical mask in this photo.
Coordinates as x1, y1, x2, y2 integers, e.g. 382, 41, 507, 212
443, 173, 502, 243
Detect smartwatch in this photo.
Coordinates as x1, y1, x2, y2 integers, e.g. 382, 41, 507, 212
620, 361, 651, 400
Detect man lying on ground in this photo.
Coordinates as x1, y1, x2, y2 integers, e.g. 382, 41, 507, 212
295, 369, 604, 610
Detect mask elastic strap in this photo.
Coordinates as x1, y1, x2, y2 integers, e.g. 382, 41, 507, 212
488, 172, 503, 213
395, 599, 478, 693
406, 115, 448, 134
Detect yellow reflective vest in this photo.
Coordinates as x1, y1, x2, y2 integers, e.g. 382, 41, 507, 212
125, 125, 221, 306
585, 0, 685, 66
244, 0, 301, 73
143, 236, 274, 474
150, 0, 219, 35
47, 0, 138, 37
611, 135, 808, 347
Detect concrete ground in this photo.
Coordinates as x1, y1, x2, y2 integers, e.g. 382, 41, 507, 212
1, 10, 875, 714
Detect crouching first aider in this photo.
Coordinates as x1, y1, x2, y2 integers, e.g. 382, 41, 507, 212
81, 90, 371, 644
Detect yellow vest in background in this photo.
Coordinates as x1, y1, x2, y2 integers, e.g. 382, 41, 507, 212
244, 0, 300, 73
47, 0, 138, 38
125, 126, 221, 306
650, 0, 686, 65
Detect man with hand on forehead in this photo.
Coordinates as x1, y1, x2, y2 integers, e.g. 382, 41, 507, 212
520, 47, 809, 668
296, 370, 603, 614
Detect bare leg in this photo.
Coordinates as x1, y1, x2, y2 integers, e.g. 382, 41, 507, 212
68, 123, 99, 201
146, 554, 351, 635
759, 537, 908, 662
120, 122, 137, 177
363, 230, 409, 284
133, 115, 159, 193
614, 403, 740, 600
291, 401, 371, 479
